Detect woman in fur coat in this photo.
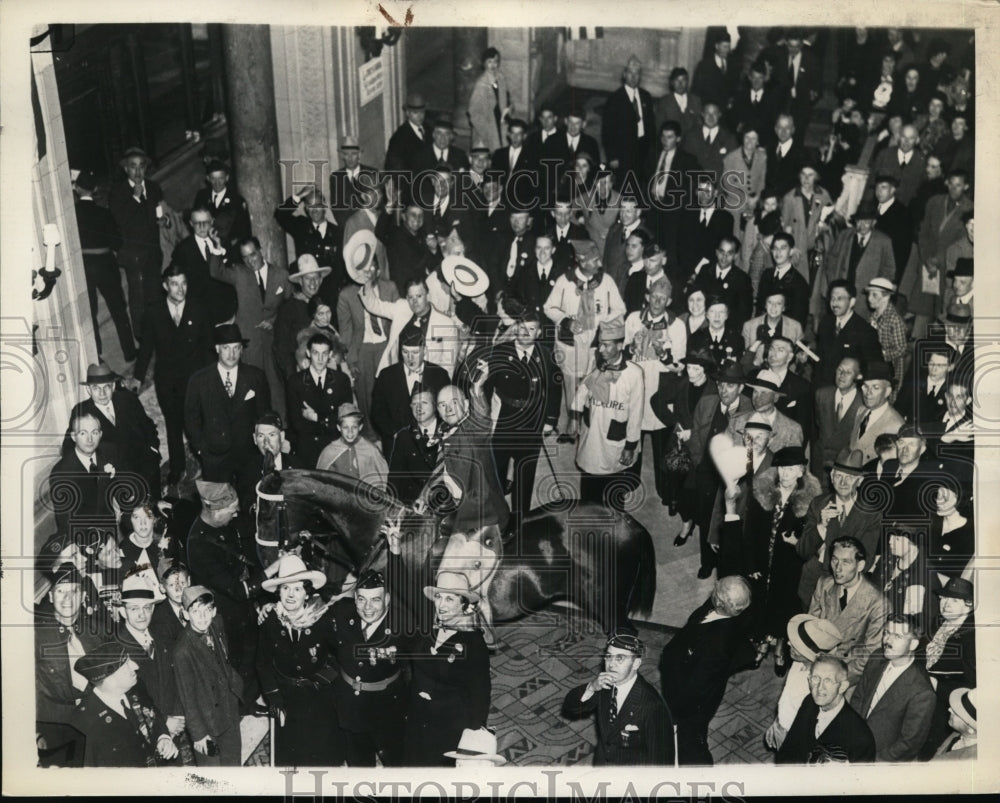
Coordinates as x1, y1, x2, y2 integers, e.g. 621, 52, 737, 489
743, 445, 822, 675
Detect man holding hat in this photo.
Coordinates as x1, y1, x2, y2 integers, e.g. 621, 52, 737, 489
797, 448, 883, 607
108, 147, 165, 336
171, 586, 244, 766
316, 403, 389, 490
70, 641, 179, 767
385, 92, 428, 174
192, 160, 253, 260
72, 167, 137, 361
849, 360, 904, 462
331, 569, 409, 766
563, 629, 674, 765
659, 575, 754, 764
329, 135, 379, 229
573, 316, 645, 511
818, 201, 895, 321
184, 321, 270, 493
273, 253, 333, 379
35, 564, 108, 767
68, 361, 162, 500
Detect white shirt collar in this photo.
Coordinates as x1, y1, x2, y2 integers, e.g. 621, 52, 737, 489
835, 386, 857, 404
815, 698, 845, 737
218, 363, 238, 385
613, 673, 639, 711
517, 345, 535, 361
75, 448, 97, 471
310, 367, 326, 386
777, 140, 791, 156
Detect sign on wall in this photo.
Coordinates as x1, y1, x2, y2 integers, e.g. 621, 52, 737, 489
359, 58, 384, 105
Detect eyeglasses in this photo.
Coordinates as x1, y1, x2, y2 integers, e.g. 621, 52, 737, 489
808, 676, 839, 690
603, 654, 633, 665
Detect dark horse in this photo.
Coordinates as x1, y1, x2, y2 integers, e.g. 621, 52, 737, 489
255, 469, 656, 636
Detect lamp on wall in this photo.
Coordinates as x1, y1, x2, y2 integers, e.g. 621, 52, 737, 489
356, 26, 402, 61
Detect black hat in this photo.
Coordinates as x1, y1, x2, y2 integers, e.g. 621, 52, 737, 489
682, 349, 717, 370
862, 360, 894, 383
400, 328, 426, 349
50, 563, 84, 588
75, 169, 98, 192
205, 159, 230, 175
256, 411, 283, 430
886, 522, 922, 543
80, 361, 120, 386
713, 363, 746, 383
356, 569, 387, 590
948, 257, 973, 278
853, 201, 878, 221
934, 576, 973, 602
772, 445, 808, 467
213, 323, 249, 345
75, 642, 130, 685
873, 173, 899, 187
832, 448, 864, 475
606, 627, 645, 657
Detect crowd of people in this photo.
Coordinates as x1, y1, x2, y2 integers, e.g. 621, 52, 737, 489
37, 26, 977, 768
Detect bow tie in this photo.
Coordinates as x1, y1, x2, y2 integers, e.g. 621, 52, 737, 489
600, 360, 626, 373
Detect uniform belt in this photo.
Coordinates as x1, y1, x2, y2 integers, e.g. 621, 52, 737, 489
81, 247, 113, 255
274, 665, 333, 689
341, 669, 401, 693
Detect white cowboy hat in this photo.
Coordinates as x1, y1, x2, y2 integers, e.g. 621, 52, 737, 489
443, 727, 507, 764
289, 253, 332, 283
423, 570, 480, 604
261, 554, 327, 592
343, 229, 379, 284
441, 254, 491, 298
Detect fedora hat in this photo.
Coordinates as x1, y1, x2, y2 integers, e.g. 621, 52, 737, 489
404, 92, 426, 110
949, 687, 977, 730
441, 255, 491, 298
713, 362, 746, 384
744, 412, 773, 433
337, 402, 363, 422
933, 576, 973, 603
119, 572, 165, 604
682, 349, 717, 370
772, 445, 808, 467
947, 257, 973, 278
80, 361, 120, 386
343, 229, 379, 284
938, 302, 972, 325
853, 201, 878, 221
745, 369, 786, 395
865, 277, 897, 294
443, 727, 507, 765
213, 322, 249, 345
261, 554, 327, 593
786, 614, 843, 662
423, 571, 481, 604
831, 448, 865, 475
288, 253, 332, 283
339, 135, 360, 151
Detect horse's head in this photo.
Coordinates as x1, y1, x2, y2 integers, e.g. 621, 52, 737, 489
437, 525, 502, 603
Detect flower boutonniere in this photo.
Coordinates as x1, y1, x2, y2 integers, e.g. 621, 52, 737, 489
157, 535, 171, 552
103, 463, 116, 478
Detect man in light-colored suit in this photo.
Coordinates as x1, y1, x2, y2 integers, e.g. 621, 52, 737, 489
780, 164, 833, 283
812, 203, 895, 320
809, 536, 887, 685
812, 357, 865, 484
583, 170, 621, 258
850, 614, 936, 761
210, 237, 291, 417
721, 129, 767, 232
654, 67, 702, 137
727, 370, 802, 452
849, 361, 904, 462
796, 448, 882, 607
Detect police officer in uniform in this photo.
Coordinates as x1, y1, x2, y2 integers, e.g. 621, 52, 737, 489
331, 569, 409, 766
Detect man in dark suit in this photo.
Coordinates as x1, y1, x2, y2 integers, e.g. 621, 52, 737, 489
169, 205, 237, 324
873, 175, 914, 283
562, 107, 602, 174
729, 60, 784, 149
69, 361, 161, 501
388, 388, 442, 505
674, 177, 735, 283
544, 196, 589, 270
643, 121, 700, 244
370, 331, 450, 456
690, 236, 753, 331
131, 263, 214, 486
148, 563, 189, 652
482, 311, 562, 519
192, 160, 253, 262
329, 136, 380, 229
331, 570, 409, 766
691, 30, 736, 110
72, 169, 137, 360
274, 186, 345, 310
285, 332, 354, 468
895, 345, 951, 428
415, 117, 470, 174
563, 630, 674, 766
813, 280, 885, 388
525, 102, 565, 210
602, 57, 656, 186
490, 118, 534, 193
850, 614, 936, 761
108, 147, 164, 336
601, 196, 651, 290
778, 31, 823, 147
867, 124, 926, 206
766, 115, 806, 197
385, 92, 428, 174
512, 234, 565, 343
492, 208, 537, 294
811, 357, 865, 484
183, 323, 271, 502
776, 654, 877, 763
683, 104, 739, 185
759, 335, 813, 439
756, 232, 811, 327
383, 203, 433, 296
659, 574, 754, 765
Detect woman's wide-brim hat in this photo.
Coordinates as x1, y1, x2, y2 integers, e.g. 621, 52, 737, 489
423, 570, 480, 604
441, 255, 491, 298
344, 229, 379, 284
261, 553, 327, 592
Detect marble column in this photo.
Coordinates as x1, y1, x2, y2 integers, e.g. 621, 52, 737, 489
221, 24, 286, 269
453, 27, 488, 146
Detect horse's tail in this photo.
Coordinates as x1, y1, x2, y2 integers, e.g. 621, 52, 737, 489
627, 516, 657, 618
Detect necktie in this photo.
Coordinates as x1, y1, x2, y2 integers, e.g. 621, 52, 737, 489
349, 445, 358, 474
422, 428, 429, 439
700, 210, 708, 225
608, 685, 618, 725
857, 411, 870, 437
788, 58, 796, 86
416, 126, 424, 140
835, 319, 842, 334
835, 397, 843, 420
839, 588, 848, 611
895, 468, 903, 483
705, 129, 713, 145
139, 189, 146, 203
717, 269, 724, 280
198, 238, 207, 261
105, 405, 116, 425
369, 311, 383, 336
838, 506, 846, 525
225, 371, 234, 397
631, 92, 640, 122
213, 192, 221, 207
257, 270, 266, 302
521, 352, 529, 365
205, 634, 215, 651
928, 384, 937, 397
858, 234, 865, 248
539, 267, 548, 283
171, 304, 181, 326
89, 458, 99, 474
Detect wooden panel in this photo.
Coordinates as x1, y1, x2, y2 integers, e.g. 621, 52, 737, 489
565, 27, 685, 97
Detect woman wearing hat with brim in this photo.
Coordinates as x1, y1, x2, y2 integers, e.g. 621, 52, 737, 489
745, 445, 823, 675
403, 571, 491, 766
256, 553, 348, 766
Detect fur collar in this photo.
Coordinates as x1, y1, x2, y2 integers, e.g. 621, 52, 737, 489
752, 469, 822, 517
